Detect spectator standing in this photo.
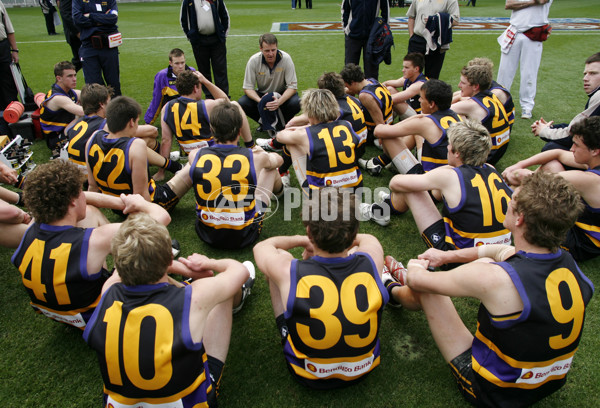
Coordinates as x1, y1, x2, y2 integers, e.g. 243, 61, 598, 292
497, 0, 553, 119
181, 0, 230, 98
72, 0, 122, 96
57, 0, 82, 71
342, 0, 389, 80
406, 0, 459, 79
39, 0, 58, 36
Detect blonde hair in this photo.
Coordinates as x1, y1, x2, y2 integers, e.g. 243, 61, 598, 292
111, 213, 172, 286
461, 64, 493, 91
301, 88, 339, 123
467, 57, 494, 70
447, 120, 491, 166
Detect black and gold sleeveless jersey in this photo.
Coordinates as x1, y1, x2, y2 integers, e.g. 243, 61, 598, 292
404, 73, 428, 112
163, 96, 214, 153
83, 283, 213, 407
66, 115, 105, 174
40, 83, 79, 139
471, 250, 594, 407
573, 167, 600, 252
11, 223, 106, 328
472, 91, 511, 165
360, 79, 393, 133
305, 120, 363, 191
190, 144, 260, 248
283, 252, 388, 389
86, 130, 136, 197
337, 95, 367, 146
442, 164, 512, 249
490, 80, 515, 129
421, 109, 462, 172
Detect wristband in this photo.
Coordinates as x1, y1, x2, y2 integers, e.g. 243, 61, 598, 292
244, 139, 255, 149
11, 49, 18, 53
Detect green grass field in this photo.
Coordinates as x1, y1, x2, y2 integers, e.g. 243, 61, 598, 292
1, 0, 600, 406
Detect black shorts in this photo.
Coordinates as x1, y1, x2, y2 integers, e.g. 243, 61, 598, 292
421, 219, 456, 251
449, 348, 480, 406
152, 183, 180, 212
562, 227, 600, 262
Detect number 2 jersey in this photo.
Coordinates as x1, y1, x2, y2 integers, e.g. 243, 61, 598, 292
421, 109, 462, 172
83, 283, 214, 408
163, 96, 214, 153
11, 223, 107, 328
65, 115, 106, 175
360, 79, 393, 135
471, 250, 594, 407
471, 91, 511, 165
283, 252, 388, 389
304, 120, 363, 191
442, 164, 512, 248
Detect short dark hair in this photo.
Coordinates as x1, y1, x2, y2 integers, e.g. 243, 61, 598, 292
175, 70, 199, 96
259, 33, 278, 47
23, 160, 85, 224
421, 79, 453, 111
105, 96, 141, 133
317, 72, 346, 98
169, 48, 185, 61
210, 101, 243, 143
570, 116, 600, 150
80, 84, 113, 115
515, 172, 583, 252
404, 52, 424, 73
585, 52, 600, 64
303, 188, 359, 254
340, 63, 365, 84
54, 61, 75, 78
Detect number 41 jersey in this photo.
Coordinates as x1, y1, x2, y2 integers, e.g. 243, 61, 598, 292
11, 223, 107, 328
283, 252, 388, 389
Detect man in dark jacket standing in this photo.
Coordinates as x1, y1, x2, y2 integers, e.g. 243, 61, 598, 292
342, 0, 389, 81
181, 0, 229, 98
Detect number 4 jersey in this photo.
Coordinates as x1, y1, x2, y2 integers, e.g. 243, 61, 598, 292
11, 223, 107, 328
283, 252, 388, 389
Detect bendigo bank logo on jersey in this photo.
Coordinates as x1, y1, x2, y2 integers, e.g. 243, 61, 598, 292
201, 184, 280, 225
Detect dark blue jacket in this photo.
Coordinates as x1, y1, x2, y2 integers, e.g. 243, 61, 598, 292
181, 0, 229, 44
342, 0, 389, 41
72, 0, 118, 43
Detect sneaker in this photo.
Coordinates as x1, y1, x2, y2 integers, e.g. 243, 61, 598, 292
521, 110, 532, 119
171, 239, 181, 258
358, 158, 382, 176
233, 261, 256, 314
169, 151, 181, 161
281, 171, 291, 189
376, 190, 391, 204
385, 255, 407, 285
359, 203, 390, 227
256, 138, 282, 152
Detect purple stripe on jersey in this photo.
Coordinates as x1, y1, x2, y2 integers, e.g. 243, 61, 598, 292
284, 259, 299, 320
472, 335, 523, 383
182, 284, 204, 350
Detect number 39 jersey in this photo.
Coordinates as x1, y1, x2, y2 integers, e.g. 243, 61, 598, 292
83, 283, 213, 407
442, 164, 513, 249
11, 223, 107, 328
283, 253, 388, 388
163, 96, 214, 153
472, 250, 594, 407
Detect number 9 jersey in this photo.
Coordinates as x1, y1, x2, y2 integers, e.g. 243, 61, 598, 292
282, 252, 388, 389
